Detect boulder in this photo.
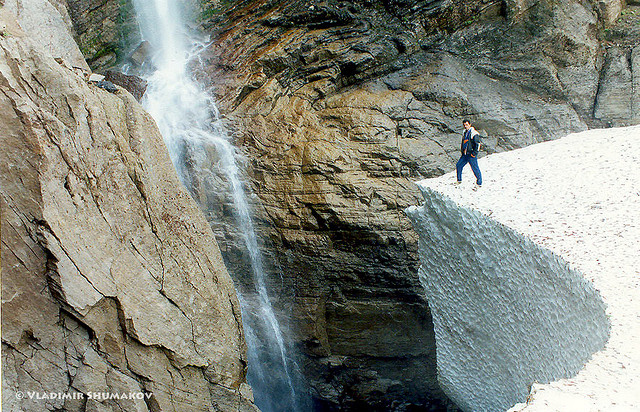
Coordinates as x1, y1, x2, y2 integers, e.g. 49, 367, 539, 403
128, 40, 151, 68
597, 0, 626, 27
103, 70, 148, 101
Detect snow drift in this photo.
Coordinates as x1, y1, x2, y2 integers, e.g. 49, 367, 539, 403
406, 190, 608, 411
406, 126, 640, 411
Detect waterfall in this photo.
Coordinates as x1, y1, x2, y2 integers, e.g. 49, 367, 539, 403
129, 1, 303, 410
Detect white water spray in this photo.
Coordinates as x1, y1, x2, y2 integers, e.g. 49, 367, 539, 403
130, 1, 301, 410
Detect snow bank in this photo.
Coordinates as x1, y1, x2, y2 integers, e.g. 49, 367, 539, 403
406, 125, 640, 411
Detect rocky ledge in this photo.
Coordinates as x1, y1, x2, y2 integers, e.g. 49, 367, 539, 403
407, 125, 640, 411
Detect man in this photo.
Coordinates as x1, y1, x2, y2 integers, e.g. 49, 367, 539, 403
456, 119, 482, 188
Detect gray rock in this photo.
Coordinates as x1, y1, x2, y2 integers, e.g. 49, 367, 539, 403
633, 46, 640, 124
2, 0, 89, 70
597, 0, 626, 27
129, 41, 151, 68
594, 46, 634, 127
96, 79, 119, 93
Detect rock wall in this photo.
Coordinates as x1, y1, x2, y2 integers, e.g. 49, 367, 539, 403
41, 0, 639, 409
64, 0, 139, 71
594, 4, 640, 126
184, 0, 635, 409
0, 8, 256, 412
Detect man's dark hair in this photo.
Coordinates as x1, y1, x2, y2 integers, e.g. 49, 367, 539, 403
463, 119, 471, 125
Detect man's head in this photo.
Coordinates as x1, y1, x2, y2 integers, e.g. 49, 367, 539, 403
463, 119, 472, 130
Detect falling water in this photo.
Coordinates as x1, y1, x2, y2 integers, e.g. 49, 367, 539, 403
130, 1, 302, 410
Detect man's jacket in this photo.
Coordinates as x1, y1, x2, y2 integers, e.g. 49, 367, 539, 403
461, 127, 481, 157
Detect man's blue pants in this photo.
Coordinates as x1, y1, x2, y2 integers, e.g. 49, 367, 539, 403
456, 155, 482, 185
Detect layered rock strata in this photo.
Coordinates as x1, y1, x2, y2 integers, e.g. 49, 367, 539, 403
187, 0, 635, 409
593, 4, 640, 126
0, 8, 256, 412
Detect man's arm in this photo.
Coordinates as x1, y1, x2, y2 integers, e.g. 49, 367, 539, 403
473, 133, 482, 152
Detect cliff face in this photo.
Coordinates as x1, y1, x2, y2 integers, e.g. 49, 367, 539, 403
63, 0, 139, 70
45, 0, 640, 409
2, 0, 89, 70
0, 8, 256, 412
594, 4, 640, 126
185, 0, 635, 409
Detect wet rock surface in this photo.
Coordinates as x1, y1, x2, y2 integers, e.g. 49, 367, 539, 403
103, 69, 148, 101
64, 0, 139, 71
0, 9, 257, 412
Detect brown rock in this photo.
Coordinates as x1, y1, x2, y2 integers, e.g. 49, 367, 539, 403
188, 0, 634, 409
103, 70, 148, 101
0, 9, 256, 412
